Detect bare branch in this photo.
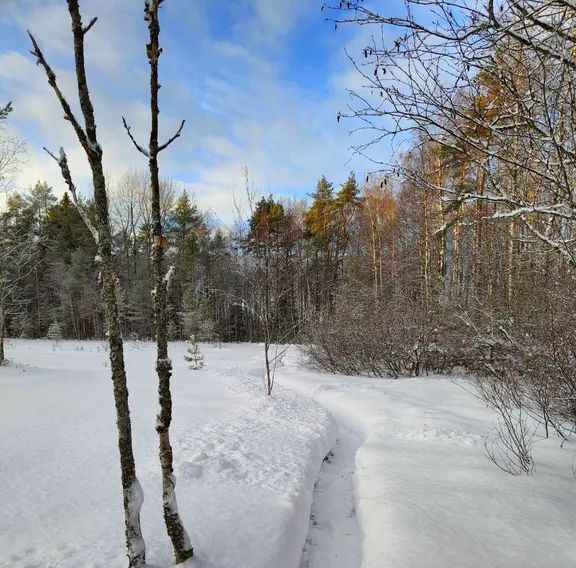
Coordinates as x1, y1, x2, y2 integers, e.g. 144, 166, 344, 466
43, 146, 99, 243
82, 16, 98, 35
122, 117, 150, 157
158, 119, 185, 152
27, 30, 89, 152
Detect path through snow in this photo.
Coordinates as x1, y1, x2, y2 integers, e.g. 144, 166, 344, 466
300, 424, 362, 568
280, 355, 576, 568
0, 340, 333, 568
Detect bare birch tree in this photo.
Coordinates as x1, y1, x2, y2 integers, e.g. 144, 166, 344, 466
28, 2, 147, 565
122, 0, 193, 562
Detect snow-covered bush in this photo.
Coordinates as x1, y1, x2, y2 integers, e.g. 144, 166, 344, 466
463, 292, 576, 474
305, 282, 576, 476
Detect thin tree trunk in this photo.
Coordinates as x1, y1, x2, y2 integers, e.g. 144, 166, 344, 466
264, 332, 273, 396
451, 201, 462, 301
29, 3, 147, 565
435, 150, 447, 296
421, 186, 431, 309
69, 6, 147, 563
473, 165, 487, 294
370, 218, 379, 299
507, 218, 516, 309
126, 1, 193, 562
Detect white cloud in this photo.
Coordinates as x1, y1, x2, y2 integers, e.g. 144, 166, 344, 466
241, 0, 310, 45
0, 0, 375, 222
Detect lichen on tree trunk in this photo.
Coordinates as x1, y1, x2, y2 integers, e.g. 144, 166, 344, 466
143, 1, 193, 562
29, 2, 147, 565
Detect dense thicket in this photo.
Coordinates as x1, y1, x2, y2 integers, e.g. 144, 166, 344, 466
3, 152, 574, 364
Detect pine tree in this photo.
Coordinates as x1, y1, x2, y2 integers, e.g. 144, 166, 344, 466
45, 321, 63, 341
305, 176, 334, 236
336, 172, 360, 207
184, 334, 205, 369
305, 176, 337, 309
333, 172, 361, 276
248, 196, 285, 250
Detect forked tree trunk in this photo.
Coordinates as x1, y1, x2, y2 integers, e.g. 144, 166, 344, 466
29, 2, 146, 565
124, 1, 193, 562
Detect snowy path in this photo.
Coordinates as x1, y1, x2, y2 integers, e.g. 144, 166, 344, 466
300, 424, 362, 568
279, 352, 576, 568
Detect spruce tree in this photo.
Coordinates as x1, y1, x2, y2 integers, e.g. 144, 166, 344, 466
184, 334, 205, 369
45, 321, 63, 341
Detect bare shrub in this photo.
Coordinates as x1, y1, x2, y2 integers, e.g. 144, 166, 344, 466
304, 286, 464, 378
473, 368, 536, 476
465, 296, 576, 474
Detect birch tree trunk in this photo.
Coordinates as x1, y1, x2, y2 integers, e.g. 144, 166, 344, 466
29, 2, 146, 565
124, 0, 193, 562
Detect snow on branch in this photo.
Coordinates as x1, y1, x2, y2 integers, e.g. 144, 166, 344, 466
163, 265, 176, 288
44, 146, 99, 244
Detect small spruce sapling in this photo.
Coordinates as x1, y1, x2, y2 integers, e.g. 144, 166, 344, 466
184, 334, 205, 369
46, 321, 63, 342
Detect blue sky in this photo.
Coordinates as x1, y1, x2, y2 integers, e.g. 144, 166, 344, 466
0, 0, 400, 222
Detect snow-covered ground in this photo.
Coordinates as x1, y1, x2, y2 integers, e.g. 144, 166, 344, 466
281, 352, 576, 568
0, 340, 332, 568
1, 340, 575, 568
